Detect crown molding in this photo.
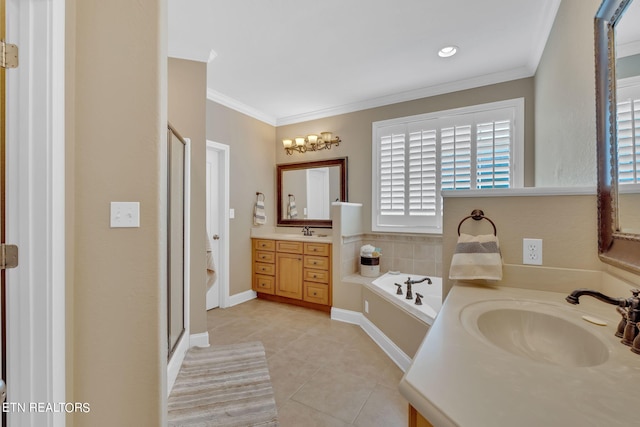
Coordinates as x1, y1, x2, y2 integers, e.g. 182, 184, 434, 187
206, 89, 277, 126
275, 66, 535, 126
207, 65, 536, 127
527, 0, 562, 72
168, 48, 217, 64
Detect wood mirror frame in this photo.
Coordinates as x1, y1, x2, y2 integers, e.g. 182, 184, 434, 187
276, 157, 348, 228
595, 0, 640, 272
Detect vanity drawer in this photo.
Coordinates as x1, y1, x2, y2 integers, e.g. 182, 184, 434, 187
304, 242, 330, 256
304, 268, 329, 283
254, 262, 275, 275
303, 282, 329, 305
254, 239, 275, 251
304, 255, 329, 270
255, 250, 275, 264
254, 274, 275, 294
276, 240, 304, 254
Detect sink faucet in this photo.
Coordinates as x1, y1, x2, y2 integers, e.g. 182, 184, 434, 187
301, 226, 314, 236
404, 276, 432, 300
566, 288, 640, 353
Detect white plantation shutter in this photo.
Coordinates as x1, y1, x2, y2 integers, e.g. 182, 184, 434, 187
408, 126, 437, 218
441, 125, 472, 191
372, 99, 523, 233
476, 119, 512, 188
617, 98, 640, 185
379, 126, 406, 215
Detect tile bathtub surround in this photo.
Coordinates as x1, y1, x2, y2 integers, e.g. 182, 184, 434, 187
207, 299, 407, 427
341, 234, 443, 278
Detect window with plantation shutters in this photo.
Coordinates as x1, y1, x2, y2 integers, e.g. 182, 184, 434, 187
617, 79, 640, 188
372, 99, 524, 233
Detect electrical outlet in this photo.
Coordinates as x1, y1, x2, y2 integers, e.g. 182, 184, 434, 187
364, 300, 369, 314
523, 238, 542, 265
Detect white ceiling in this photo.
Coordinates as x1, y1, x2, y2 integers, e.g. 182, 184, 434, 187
168, 0, 562, 126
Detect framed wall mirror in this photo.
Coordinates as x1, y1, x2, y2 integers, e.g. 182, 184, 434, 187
595, 0, 640, 272
277, 157, 348, 228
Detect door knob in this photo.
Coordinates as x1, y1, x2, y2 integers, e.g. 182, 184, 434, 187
212, 234, 220, 240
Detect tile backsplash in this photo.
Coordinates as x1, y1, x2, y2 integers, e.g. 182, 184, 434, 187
342, 233, 443, 278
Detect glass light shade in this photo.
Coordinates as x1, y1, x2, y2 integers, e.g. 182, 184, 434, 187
295, 137, 306, 147
307, 134, 319, 145
321, 132, 333, 142
282, 139, 293, 148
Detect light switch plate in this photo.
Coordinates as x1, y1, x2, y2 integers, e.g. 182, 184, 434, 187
110, 202, 140, 228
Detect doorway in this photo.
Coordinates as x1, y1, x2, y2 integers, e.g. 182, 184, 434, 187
206, 141, 230, 309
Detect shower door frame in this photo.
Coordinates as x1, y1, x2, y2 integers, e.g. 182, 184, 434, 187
166, 126, 191, 395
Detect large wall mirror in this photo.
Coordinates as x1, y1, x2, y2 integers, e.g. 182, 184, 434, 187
596, 0, 640, 272
277, 157, 348, 228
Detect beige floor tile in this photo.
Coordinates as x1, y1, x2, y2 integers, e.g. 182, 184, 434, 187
291, 365, 377, 424
354, 384, 407, 427
206, 298, 408, 426
267, 353, 322, 407
278, 400, 351, 427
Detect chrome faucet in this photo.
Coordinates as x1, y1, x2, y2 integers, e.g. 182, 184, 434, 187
301, 226, 314, 236
404, 276, 432, 300
566, 288, 640, 354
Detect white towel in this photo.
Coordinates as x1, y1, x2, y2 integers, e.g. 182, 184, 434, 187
254, 200, 267, 225
288, 199, 298, 219
449, 233, 503, 281
205, 232, 217, 291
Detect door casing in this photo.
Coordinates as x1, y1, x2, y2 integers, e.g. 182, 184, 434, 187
6, 0, 66, 426
205, 141, 230, 309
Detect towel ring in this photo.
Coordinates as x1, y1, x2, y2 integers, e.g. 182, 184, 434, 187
457, 209, 497, 236
288, 194, 296, 201
256, 192, 265, 201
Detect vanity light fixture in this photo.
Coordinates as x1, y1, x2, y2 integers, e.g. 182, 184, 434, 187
282, 131, 341, 155
438, 45, 458, 58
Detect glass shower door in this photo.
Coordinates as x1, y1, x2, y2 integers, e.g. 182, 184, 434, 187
167, 124, 186, 359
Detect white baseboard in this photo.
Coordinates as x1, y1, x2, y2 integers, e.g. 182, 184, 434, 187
330, 307, 363, 325
360, 316, 412, 372
167, 332, 190, 396
190, 331, 210, 348
228, 290, 257, 307
331, 307, 411, 373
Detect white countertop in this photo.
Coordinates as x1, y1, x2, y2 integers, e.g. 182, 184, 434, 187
399, 283, 640, 427
250, 230, 333, 244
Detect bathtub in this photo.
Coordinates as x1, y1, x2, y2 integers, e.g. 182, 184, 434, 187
366, 272, 442, 326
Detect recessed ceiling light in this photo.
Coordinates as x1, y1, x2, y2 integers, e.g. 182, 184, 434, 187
438, 46, 458, 58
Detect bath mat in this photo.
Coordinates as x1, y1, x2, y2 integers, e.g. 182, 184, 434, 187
168, 341, 279, 426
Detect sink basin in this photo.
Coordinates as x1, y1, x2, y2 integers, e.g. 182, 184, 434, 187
460, 300, 610, 367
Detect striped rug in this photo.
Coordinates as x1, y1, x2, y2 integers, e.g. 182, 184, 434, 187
168, 341, 279, 426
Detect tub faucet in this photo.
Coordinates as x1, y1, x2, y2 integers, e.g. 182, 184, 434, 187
566, 288, 640, 351
404, 276, 432, 300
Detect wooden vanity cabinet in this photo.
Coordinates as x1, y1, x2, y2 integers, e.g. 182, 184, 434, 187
275, 240, 304, 300
252, 238, 332, 311
408, 405, 434, 427
252, 239, 276, 294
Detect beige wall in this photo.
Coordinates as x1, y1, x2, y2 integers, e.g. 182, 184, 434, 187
276, 78, 536, 233
362, 288, 430, 358
168, 58, 207, 335
206, 102, 276, 296
68, 0, 166, 425
442, 192, 602, 297
535, 0, 601, 186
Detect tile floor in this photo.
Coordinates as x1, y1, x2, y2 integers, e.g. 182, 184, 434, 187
207, 298, 408, 426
